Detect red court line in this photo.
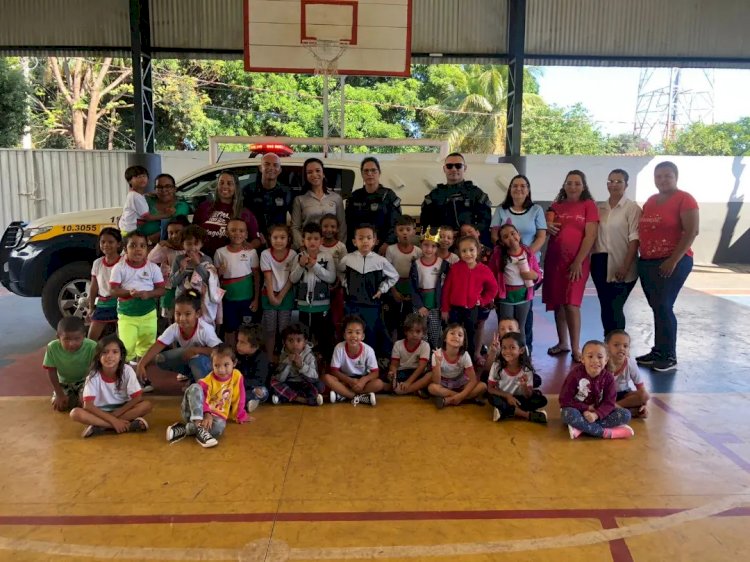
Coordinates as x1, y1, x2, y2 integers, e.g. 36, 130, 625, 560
600, 515, 635, 562
1, 507, 749, 526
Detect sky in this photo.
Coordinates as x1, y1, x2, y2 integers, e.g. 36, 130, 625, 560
536, 67, 750, 144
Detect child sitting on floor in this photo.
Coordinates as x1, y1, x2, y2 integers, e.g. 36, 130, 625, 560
387, 313, 432, 396
236, 323, 270, 413
43, 317, 97, 412
270, 323, 323, 406
559, 340, 634, 440
606, 329, 650, 419
428, 323, 487, 409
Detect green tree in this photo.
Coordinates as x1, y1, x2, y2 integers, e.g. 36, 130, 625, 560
604, 133, 654, 155
522, 103, 608, 155
0, 59, 30, 147
664, 118, 750, 156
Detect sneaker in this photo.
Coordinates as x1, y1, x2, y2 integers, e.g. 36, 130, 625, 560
141, 377, 154, 393
195, 426, 218, 448
417, 389, 430, 400
247, 399, 260, 413
434, 396, 446, 410
81, 425, 107, 438
528, 410, 548, 424
492, 407, 502, 422
271, 395, 280, 405
166, 422, 189, 444
315, 394, 324, 406
568, 425, 582, 440
329, 390, 347, 403
635, 351, 659, 366
128, 417, 149, 432
352, 392, 376, 406
652, 358, 677, 372
176, 373, 189, 382
604, 425, 635, 439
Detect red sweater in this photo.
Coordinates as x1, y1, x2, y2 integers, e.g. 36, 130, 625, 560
440, 261, 498, 312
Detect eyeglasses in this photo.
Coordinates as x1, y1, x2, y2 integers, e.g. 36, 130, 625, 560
607, 180, 625, 184
362, 168, 379, 174
155, 185, 175, 190
445, 163, 464, 170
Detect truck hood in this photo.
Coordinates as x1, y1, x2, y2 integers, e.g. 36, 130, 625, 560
25, 207, 121, 228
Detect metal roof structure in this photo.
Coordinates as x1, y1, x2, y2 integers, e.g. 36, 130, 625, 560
2, 0, 749, 68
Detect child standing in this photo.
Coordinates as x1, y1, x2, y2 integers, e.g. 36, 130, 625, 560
319, 213, 348, 340
108, 230, 165, 392
88, 228, 122, 341
428, 323, 487, 408
270, 323, 323, 406
487, 332, 547, 423
148, 216, 188, 323
289, 222, 337, 357
214, 218, 261, 346
388, 314, 432, 396
171, 225, 222, 325
489, 223, 542, 346
118, 166, 172, 236
166, 344, 247, 448
43, 317, 97, 412
559, 340, 634, 439
409, 227, 449, 349
338, 224, 399, 358
440, 236, 498, 363
260, 224, 297, 358
236, 323, 270, 413
385, 216, 422, 340
437, 225, 459, 265
69, 335, 152, 438
460, 223, 493, 265
323, 315, 384, 406
136, 290, 221, 384
606, 330, 650, 418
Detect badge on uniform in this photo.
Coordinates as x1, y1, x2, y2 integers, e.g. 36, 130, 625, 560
275, 197, 284, 206
370, 203, 379, 212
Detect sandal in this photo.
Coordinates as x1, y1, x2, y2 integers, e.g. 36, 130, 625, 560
547, 344, 571, 356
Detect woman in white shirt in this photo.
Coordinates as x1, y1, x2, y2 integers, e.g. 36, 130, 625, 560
591, 169, 642, 336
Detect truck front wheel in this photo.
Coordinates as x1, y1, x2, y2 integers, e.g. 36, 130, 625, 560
41, 262, 92, 329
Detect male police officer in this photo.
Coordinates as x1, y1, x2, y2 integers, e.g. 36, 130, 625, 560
243, 153, 300, 242
419, 153, 492, 245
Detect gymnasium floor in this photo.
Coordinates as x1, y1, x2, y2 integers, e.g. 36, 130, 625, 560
1, 266, 749, 562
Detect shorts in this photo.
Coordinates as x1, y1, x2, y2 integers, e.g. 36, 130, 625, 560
99, 402, 127, 413
616, 390, 631, 401
91, 305, 118, 323
223, 299, 252, 332
441, 375, 468, 391
52, 380, 85, 408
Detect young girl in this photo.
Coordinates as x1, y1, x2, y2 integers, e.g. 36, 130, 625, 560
606, 330, 650, 418
428, 323, 486, 408
440, 236, 498, 362
166, 344, 247, 448
136, 290, 221, 384
69, 335, 152, 438
559, 340, 634, 439
319, 214, 347, 338
260, 224, 297, 358
87, 228, 122, 341
148, 216, 188, 323
437, 225, 459, 265
487, 332, 547, 423
270, 323, 323, 406
388, 313, 432, 396
108, 230, 166, 392
485, 318, 542, 388
410, 228, 449, 350
489, 223, 542, 346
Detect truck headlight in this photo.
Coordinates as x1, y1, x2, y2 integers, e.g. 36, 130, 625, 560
18, 226, 52, 249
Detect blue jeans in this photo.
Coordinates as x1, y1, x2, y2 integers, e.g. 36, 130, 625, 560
561, 407, 631, 437
156, 348, 213, 383
637, 255, 693, 359
181, 384, 226, 438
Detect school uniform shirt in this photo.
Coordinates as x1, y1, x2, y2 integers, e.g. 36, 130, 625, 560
490, 205, 547, 262
487, 364, 533, 395
320, 240, 348, 268
440, 261, 498, 312
157, 318, 222, 349
432, 350, 473, 381
594, 197, 642, 283
82, 365, 142, 409
42, 338, 97, 384
391, 339, 430, 371
558, 363, 617, 420
330, 341, 378, 378
260, 248, 297, 293
611, 357, 644, 393
385, 244, 422, 295
410, 256, 448, 310
118, 190, 148, 232
214, 246, 260, 301
109, 259, 165, 316
338, 250, 399, 307
198, 369, 247, 422
91, 255, 121, 309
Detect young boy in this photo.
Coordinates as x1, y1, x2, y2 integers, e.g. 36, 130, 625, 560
388, 313, 432, 396
236, 323, 270, 413
437, 225, 459, 265
384, 216, 422, 340
290, 222, 337, 358
270, 323, 323, 406
214, 218, 261, 346
410, 227, 449, 350
606, 330, 650, 418
43, 317, 97, 411
166, 344, 247, 448
148, 216, 189, 323
323, 315, 384, 406
338, 223, 399, 358
319, 213, 348, 338
171, 225, 222, 325
118, 165, 172, 235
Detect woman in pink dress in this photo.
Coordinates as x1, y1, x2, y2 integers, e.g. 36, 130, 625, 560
543, 170, 599, 363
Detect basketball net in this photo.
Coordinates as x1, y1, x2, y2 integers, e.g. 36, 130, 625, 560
303, 39, 349, 76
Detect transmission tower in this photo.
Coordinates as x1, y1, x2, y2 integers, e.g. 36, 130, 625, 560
633, 68, 715, 144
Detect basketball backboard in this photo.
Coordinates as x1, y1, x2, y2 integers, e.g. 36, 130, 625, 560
244, 0, 412, 76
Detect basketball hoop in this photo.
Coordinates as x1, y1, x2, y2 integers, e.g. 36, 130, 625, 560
302, 39, 350, 76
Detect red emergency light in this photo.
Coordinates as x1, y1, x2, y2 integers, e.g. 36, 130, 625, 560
248, 143, 294, 157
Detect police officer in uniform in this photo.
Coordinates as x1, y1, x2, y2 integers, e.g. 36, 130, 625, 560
242, 153, 301, 244
345, 156, 402, 253
419, 152, 492, 246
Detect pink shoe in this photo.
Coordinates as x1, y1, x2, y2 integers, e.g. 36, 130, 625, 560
604, 425, 635, 439
568, 425, 582, 439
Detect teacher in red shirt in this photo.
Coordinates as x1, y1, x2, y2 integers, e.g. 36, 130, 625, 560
636, 161, 699, 373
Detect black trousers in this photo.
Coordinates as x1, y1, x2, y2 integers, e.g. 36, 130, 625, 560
590, 253, 637, 337
488, 390, 548, 419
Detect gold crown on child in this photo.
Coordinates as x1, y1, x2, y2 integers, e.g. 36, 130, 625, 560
421, 227, 441, 244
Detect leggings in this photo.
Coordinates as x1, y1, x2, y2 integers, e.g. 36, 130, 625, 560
561, 406, 631, 437
118, 309, 157, 361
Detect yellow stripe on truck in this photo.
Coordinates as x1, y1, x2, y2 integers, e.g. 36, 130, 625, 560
29, 224, 117, 243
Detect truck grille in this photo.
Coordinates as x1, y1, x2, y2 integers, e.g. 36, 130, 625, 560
1, 223, 23, 249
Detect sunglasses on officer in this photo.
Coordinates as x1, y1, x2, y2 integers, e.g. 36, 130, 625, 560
445, 163, 464, 170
